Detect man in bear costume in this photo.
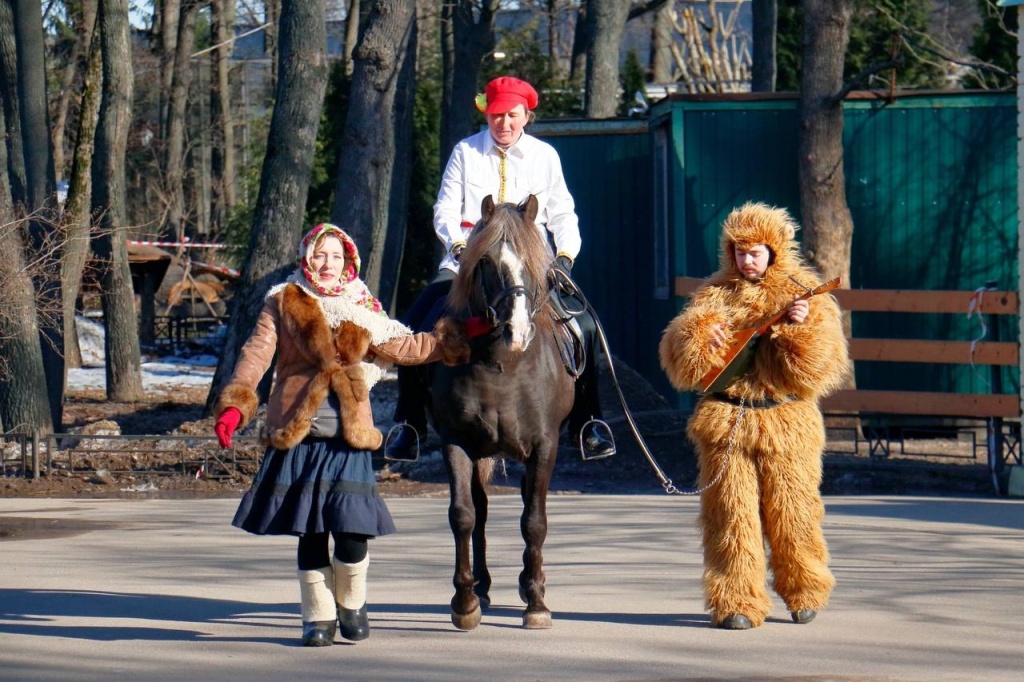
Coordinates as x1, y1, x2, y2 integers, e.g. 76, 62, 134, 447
659, 202, 850, 630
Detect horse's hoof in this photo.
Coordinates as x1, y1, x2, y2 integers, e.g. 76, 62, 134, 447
522, 610, 552, 629
451, 606, 482, 631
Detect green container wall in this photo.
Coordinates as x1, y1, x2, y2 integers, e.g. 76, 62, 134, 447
536, 92, 1018, 405
531, 121, 679, 398
652, 92, 1018, 404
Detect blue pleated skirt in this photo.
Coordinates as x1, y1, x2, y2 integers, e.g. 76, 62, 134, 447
231, 438, 395, 537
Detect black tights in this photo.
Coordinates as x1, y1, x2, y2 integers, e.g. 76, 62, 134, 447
296, 532, 369, 570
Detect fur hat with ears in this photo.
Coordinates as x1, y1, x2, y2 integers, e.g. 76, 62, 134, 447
719, 202, 802, 276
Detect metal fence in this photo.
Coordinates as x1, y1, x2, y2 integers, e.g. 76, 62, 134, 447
1, 432, 263, 481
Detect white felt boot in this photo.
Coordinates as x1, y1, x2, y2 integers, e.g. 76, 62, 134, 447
332, 555, 370, 641
298, 566, 337, 646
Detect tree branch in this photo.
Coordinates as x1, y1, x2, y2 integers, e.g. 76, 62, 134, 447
828, 58, 900, 105
628, 0, 670, 21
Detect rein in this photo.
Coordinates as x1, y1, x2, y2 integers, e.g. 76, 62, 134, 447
548, 268, 733, 496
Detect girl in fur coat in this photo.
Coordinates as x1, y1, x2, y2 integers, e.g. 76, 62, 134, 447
214, 223, 466, 647
659, 203, 850, 630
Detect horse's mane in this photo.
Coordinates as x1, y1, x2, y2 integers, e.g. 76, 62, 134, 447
448, 202, 554, 313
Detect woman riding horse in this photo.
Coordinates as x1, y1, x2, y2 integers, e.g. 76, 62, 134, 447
433, 194, 575, 630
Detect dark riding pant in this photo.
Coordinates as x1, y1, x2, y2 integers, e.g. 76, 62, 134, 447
393, 270, 455, 433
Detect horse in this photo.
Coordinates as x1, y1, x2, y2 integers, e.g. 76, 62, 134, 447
429, 194, 575, 630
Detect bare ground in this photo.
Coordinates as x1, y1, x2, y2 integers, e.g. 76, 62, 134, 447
1, 356, 1002, 502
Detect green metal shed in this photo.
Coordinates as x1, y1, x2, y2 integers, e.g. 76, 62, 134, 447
534, 91, 1018, 404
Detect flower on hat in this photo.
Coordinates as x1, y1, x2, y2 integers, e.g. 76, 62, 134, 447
474, 92, 488, 113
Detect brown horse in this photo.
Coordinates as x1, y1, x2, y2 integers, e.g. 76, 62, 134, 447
430, 195, 575, 630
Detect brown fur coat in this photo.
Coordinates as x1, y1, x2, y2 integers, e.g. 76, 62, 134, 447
215, 283, 467, 451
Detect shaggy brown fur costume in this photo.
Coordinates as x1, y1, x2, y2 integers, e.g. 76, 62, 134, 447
659, 202, 850, 628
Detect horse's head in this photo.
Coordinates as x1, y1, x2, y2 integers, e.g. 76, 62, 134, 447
448, 194, 552, 352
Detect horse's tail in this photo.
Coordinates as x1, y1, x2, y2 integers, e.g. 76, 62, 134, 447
476, 457, 496, 485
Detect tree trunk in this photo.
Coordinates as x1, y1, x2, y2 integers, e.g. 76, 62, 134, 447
0, 84, 53, 437
344, 0, 361, 77
331, 0, 415, 303
265, 0, 281, 94
52, 1, 98, 183
209, 0, 236, 235
439, 0, 499, 168
798, 0, 854, 288
164, 0, 200, 242
93, 0, 143, 401
584, 0, 629, 118
15, 0, 64, 431
547, 0, 561, 78
62, 16, 104, 370
159, 0, 181, 138
752, 0, 778, 92
650, 0, 674, 83
206, 0, 328, 415
569, 3, 588, 83
0, 0, 27, 207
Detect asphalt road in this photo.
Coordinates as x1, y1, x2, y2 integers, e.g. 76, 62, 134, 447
1, 494, 1021, 681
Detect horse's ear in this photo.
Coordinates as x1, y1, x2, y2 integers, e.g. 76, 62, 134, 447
481, 195, 496, 222
523, 194, 539, 222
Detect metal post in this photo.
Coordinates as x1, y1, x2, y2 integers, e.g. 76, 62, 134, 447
31, 430, 40, 480
988, 295, 1005, 495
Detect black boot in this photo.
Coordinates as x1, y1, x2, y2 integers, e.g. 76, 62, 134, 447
581, 422, 615, 459
301, 620, 337, 646
384, 425, 419, 461
338, 604, 370, 641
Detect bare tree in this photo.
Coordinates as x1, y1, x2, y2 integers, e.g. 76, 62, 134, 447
62, 13, 104, 370
584, 0, 630, 117
164, 0, 200, 242
210, 0, 238, 235
751, 0, 777, 91
439, 0, 499, 165
651, 0, 674, 83
663, 0, 752, 93
582, 0, 668, 117
51, 0, 98, 183
0, 0, 27, 206
344, 0, 361, 76
206, 0, 328, 414
13, 0, 65, 430
158, 0, 181, 137
0, 108, 53, 436
92, 0, 144, 401
332, 0, 416, 306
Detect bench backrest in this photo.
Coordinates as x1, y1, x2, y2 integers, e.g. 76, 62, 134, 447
674, 277, 1021, 419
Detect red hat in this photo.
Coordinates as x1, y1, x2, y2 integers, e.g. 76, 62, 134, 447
481, 76, 539, 115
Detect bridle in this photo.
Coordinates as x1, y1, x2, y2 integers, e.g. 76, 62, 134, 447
472, 243, 542, 344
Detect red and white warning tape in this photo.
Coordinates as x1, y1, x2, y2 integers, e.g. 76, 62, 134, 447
128, 239, 228, 249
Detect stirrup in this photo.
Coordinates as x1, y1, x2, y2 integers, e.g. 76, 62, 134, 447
578, 418, 616, 461
383, 422, 420, 462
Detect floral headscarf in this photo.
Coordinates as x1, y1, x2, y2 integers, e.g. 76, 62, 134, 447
298, 223, 384, 315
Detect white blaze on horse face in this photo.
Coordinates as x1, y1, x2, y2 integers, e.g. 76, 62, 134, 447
499, 243, 533, 351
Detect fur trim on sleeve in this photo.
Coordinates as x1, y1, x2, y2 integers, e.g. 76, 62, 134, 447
761, 292, 850, 399
214, 384, 260, 425
659, 292, 731, 392
434, 317, 471, 366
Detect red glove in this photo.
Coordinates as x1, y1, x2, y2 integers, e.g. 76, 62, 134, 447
215, 407, 243, 449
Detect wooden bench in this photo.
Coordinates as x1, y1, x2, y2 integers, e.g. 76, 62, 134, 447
675, 277, 1022, 473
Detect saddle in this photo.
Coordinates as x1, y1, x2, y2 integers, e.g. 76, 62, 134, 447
549, 288, 586, 379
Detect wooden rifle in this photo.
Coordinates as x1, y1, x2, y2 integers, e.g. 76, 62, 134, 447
698, 277, 841, 394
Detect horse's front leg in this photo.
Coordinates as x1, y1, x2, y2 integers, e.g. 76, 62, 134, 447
518, 445, 555, 629
471, 459, 491, 608
443, 443, 482, 630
